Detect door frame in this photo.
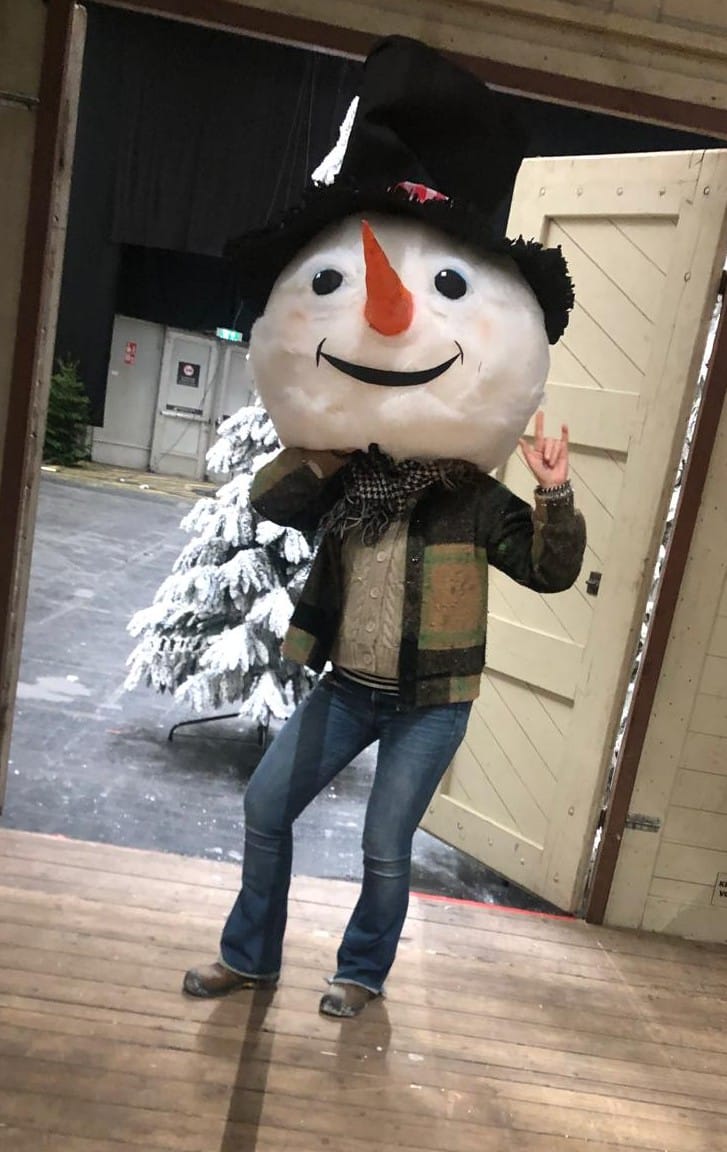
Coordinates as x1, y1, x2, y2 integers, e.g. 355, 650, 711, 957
585, 270, 727, 923
0, 0, 83, 809
2, 0, 726, 919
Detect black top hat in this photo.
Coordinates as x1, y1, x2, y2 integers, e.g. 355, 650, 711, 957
227, 36, 574, 343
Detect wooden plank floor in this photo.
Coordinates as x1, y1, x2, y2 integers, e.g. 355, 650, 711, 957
0, 830, 726, 1152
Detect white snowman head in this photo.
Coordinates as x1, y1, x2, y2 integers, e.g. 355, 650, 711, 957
250, 212, 550, 471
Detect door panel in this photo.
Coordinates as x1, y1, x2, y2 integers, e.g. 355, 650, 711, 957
421, 150, 727, 911
150, 330, 219, 479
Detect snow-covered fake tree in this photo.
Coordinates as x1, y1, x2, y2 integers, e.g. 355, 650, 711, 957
125, 403, 316, 727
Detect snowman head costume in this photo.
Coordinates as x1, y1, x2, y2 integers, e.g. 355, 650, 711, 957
228, 36, 574, 473
182, 38, 586, 1020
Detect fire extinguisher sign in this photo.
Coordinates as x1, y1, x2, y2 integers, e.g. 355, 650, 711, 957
124, 341, 137, 365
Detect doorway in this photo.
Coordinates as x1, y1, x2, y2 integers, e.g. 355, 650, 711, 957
4, 0, 727, 916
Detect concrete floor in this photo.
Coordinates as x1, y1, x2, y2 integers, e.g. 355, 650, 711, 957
3, 474, 557, 912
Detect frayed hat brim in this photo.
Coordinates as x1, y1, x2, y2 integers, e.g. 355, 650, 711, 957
226, 182, 574, 344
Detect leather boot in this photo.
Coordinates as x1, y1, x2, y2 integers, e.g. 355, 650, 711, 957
319, 982, 378, 1018
182, 961, 276, 998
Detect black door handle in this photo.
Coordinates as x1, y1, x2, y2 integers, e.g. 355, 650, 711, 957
586, 571, 601, 596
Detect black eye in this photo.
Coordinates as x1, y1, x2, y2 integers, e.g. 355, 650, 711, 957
435, 269, 468, 299
312, 268, 344, 295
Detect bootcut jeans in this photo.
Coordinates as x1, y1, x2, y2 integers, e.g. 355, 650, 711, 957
219, 671, 472, 993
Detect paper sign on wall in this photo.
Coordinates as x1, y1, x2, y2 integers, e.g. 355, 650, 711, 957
177, 361, 201, 388
124, 341, 137, 365
711, 873, 727, 907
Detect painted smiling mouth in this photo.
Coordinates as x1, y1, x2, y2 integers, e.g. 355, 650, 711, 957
316, 340, 464, 387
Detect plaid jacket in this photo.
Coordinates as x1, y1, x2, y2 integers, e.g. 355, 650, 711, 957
251, 448, 586, 708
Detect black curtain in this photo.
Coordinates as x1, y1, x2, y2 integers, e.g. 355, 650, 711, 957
55, 4, 360, 422
111, 18, 360, 255
115, 246, 255, 337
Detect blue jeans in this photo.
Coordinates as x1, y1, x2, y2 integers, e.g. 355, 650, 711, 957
220, 672, 472, 993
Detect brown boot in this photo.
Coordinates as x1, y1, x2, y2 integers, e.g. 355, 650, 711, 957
182, 961, 276, 999
319, 982, 379, 1018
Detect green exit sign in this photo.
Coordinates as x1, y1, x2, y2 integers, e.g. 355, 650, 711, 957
216, 328, 244, 343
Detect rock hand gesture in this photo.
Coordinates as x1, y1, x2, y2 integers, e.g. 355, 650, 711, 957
519, 411, 570, 489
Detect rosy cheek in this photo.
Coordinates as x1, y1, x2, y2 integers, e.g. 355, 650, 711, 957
475, 313, 492, 342
286, 306, 310, 330
277, 305, 315, 351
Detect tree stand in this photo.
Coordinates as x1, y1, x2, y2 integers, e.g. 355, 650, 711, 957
167, 713, 271, 750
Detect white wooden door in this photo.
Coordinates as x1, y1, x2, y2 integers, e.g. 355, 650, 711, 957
422, 150, 727, 912
150, 330, 219, 479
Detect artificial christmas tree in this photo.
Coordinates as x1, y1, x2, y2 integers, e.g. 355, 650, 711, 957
43, 359, 90, 466
125, 402, 316, 733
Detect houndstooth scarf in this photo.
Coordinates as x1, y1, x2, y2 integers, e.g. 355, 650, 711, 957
320, 444, 479, 545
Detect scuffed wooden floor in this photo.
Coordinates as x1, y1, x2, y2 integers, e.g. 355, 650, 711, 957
0, 828, 726, 1151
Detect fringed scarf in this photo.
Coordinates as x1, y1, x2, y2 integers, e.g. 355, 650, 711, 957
320, 444, 479, 545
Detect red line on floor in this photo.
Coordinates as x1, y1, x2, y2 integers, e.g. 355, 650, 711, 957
411, 889, 574, 920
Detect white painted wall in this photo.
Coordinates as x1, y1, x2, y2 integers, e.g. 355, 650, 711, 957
92, 316, 164, 471
92, 316, 256, 478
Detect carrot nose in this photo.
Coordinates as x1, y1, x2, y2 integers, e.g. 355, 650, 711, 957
362, 220, 414, 336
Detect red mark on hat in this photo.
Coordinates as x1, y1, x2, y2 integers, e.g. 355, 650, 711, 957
392, 181, 449, 204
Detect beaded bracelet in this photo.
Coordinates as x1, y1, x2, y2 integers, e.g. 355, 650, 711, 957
535, 480, 572, 500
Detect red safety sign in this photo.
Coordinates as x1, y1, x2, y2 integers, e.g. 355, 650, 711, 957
124, 341, 137, 365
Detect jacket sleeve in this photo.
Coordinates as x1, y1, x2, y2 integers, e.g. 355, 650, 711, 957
250, 447, 348, 532
479, 478, 586, 594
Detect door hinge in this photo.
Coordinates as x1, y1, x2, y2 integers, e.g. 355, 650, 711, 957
586, 571, 602, 596
624, 813, 662, 833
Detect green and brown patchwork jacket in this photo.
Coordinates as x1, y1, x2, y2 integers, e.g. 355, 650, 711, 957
251, 447, 586, 708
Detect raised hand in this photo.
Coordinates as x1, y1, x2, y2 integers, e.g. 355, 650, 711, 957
519, 411, 570, 488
